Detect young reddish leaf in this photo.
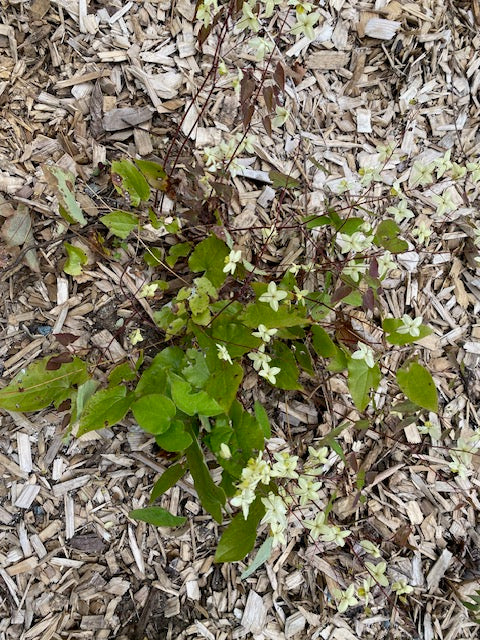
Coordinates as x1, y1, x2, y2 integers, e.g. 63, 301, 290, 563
46, 353, 74, 370
362, 288, 374, 312
262, 86, 275, 112
263, 116, 272, 137
273, 62, 285, 91
242, 103, 254, 129
54, 333, 79, 347
240, 69, 256, 108
332, 284, 352, 304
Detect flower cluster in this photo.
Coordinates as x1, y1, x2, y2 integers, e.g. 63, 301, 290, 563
203, 134, 256, 178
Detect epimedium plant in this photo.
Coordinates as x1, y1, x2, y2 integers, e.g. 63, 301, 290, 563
3, 0, 480, 620
0, 156, 440, 565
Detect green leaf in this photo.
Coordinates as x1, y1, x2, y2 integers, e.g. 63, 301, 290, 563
304, 214, 331, 229
129, 507, 186, 527
293, 341, 314, 375
188, 235, 229, 288
42, 165, 87, 226
131, 394, 176, 435
230, 400, 265, 460
254, 401, 271, 438
268, 170, 300, 189
215, 495, 264, 562
382, 318, 433, 345
240, 303, 308, 329
210, 322, 261, 357
169, 374, 223, 417
311, 325, 336, 357
347, 359, 381, 411
337, 218, 365, 235
108, 362, 136, 386
0, 356, 89, 412
63, 242, 87, 276
167, 242, 192, 267
373, 220, 408, 253
100, 210, 138, 239
185, 429, 225, 523
78, 386, 133, 435
205, 361, 243, 413
135, 159, 168, 190
155, 420, 193, 451
240, 536, 273, 579
136, 348, 184, 397
270, 342, 302, 390
396, 362, 438, 412
327, 345, 349, 372
111, 159, 150, 207
150, 463, 186, 503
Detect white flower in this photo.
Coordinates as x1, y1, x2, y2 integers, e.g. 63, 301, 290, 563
351, 342, 375, 368
139, 283, 158, 298
412, 221, 432, 245
261, 492, 287, 526
271, 451, 299, 479
248, 36, 273, 61
219, 443, 232, 459
259, 281, 288, 311
360, 540, 382, 558
336, 231, 373, 254
236, 2, 260, 32
231, 488, 256, 519
342, 260, 367, 282
365, 561, 389, 587
252, 324, 278, 343
333, 584, 358, 613
434, 150, 452, 179
304, 511, 328, 540
416, 416, 441, 441
386, 198, 414, 224
467, 161, 480, 183
431, 190, 456, 216
258, 362, 281, 385
272, 105, 290, 128
392, 579, 413, 595
320, 524, 351, 547
129, 329, 143, 345
290, 11, 320, 41
293, 286, 309, 303
410, 161, 435, 187
377, 250, 396, 278
270, 520, 287, 548
293, 476, 322, 506
223, 249, 242, 275
248, 345, 271, 371
216, 343, 233, 364
358, 166, 381, 186
396, 315, 423, 337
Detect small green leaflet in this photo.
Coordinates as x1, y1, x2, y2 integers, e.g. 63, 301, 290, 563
373, 220, 408, 253
0, 356, 89, 412
254, 401, 271, 438
311, 325, 336, 357
396, 362, 438, 412
169, 374, 223, 417
42, 165, 87, 226
268, 170, 300, 189
135, 159, 168, 190
150, 463, 186, 503
347, 359, 381, 411
155, 421, 193, 451
185, 430, 225, 523
382, 318, 432, 345
240, 536, 273, 579
78, 386, 133, 435
214, 496, 265, 562
188, 235, 229, 288
130, 507, 186, 527
63, 243, 87, 276
111, 159, 150, 207
131, 394, 176, 435
100, 210, 138, 239
240, 303, 309, 329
